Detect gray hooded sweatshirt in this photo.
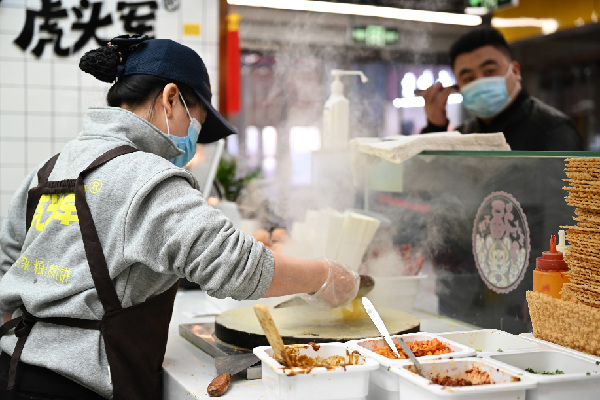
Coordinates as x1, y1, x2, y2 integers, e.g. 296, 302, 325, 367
0, 107, 274, 398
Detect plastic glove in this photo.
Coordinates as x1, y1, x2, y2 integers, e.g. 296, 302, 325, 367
301, 259, 360, 309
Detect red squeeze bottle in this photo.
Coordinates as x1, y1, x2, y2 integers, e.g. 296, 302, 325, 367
533, 234, 570, 299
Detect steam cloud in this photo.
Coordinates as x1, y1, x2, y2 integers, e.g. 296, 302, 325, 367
236, 7, 439, 278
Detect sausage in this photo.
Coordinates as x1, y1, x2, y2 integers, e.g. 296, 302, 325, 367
207, 373, 231, 397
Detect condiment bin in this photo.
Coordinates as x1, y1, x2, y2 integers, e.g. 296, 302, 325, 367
391, 357, 536, 400
253, 342, 379, 400
520, 333, 600, 362
488, 350, 600, 400
437, 329, 541, 355
346, 332, 476, 400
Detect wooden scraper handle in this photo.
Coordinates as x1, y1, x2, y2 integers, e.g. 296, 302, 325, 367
254, 304, 286, 365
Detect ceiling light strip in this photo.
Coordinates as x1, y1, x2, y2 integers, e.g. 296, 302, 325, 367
228, 0, 482, 26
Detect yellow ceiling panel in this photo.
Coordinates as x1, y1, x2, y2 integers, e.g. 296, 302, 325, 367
493, 0, 598, 42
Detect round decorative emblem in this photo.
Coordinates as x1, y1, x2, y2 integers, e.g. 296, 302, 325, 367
472, 191, 530, 294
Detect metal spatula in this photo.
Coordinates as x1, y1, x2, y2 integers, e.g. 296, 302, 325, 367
215, 352, 260, 376
361, 297, 426, 378
394, 336, 426, 378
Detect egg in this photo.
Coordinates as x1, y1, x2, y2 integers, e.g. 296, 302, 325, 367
252, 229, 271, 246
271, 228, 289, 244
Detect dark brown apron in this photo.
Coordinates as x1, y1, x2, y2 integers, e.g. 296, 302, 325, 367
0, 145, 179, 400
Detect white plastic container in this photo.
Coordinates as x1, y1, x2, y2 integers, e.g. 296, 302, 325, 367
346, 332, 476, 400
489, 350, 600, 400
253, 342, 379, 400
519, 333, 600, 362
368, 275, 427, 313
437, 329, 541, 355
392, 357, 537, 400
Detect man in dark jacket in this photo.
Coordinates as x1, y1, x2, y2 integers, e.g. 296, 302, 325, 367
421, 27, 583, 151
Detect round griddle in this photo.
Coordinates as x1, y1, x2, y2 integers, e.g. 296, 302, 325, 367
215, 302, 420, 349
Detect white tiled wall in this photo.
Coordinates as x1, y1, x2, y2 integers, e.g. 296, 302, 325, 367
0, 0, 221, 218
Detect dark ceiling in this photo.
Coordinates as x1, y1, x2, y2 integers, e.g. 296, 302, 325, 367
512, 22, 600, 70
315, 0, 468, 14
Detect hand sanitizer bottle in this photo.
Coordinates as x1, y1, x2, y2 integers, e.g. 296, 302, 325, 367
322, 70, 368, 151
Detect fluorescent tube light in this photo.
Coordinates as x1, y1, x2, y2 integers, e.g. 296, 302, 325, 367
491, 17, 558, 35
228, 0, 482, 26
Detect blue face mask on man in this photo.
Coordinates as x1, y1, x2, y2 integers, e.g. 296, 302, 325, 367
460, 64, 519, 119
164, 93, 202, 167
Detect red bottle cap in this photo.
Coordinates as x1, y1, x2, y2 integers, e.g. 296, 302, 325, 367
536, 234, 568, 271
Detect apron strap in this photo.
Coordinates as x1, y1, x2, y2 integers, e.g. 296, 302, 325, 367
36, 154, 60, 185
74, 145, 138, 314
34, 316, 102, 330
3, 308, 37, 390
0, 309, 102, 391
0, 318, 20, 338
0, 316, 25, 390
25, 153, 60, 232
81, 145, 138, 173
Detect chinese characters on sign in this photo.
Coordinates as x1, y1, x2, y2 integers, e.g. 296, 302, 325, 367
14, 0, 158, 58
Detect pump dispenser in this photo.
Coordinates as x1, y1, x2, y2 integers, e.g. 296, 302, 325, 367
533, 234, 570, 299
322, 70, 368, 150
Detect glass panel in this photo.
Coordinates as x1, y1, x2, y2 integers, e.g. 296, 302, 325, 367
359, 151, 594, 334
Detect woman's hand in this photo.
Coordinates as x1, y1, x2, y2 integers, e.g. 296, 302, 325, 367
301, 260, 360, 309
263, 253, 359, 308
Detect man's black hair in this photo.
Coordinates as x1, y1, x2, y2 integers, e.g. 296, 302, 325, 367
449, 27, 513, 69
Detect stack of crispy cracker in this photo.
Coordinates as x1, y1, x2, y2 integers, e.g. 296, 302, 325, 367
562, 158, 600, 306
527, 157, 600, 356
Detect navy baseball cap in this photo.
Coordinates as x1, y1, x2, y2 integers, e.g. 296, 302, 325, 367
121, 39, 237, 144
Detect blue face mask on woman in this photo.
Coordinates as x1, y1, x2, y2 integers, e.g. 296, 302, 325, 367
460, 64, 519, 119
164, 93, 202, 167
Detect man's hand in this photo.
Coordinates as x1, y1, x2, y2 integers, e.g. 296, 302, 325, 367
423, 82, 454, 127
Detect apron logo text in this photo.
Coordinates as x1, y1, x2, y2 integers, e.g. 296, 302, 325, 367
16, 256, 72, 284
31, 193, 79, 232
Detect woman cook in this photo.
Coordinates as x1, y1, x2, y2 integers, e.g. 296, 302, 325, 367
0, 35, 359, 400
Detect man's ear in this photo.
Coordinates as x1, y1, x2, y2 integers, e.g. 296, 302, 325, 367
512, 61, 522, 82
161, 83, 179, 118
